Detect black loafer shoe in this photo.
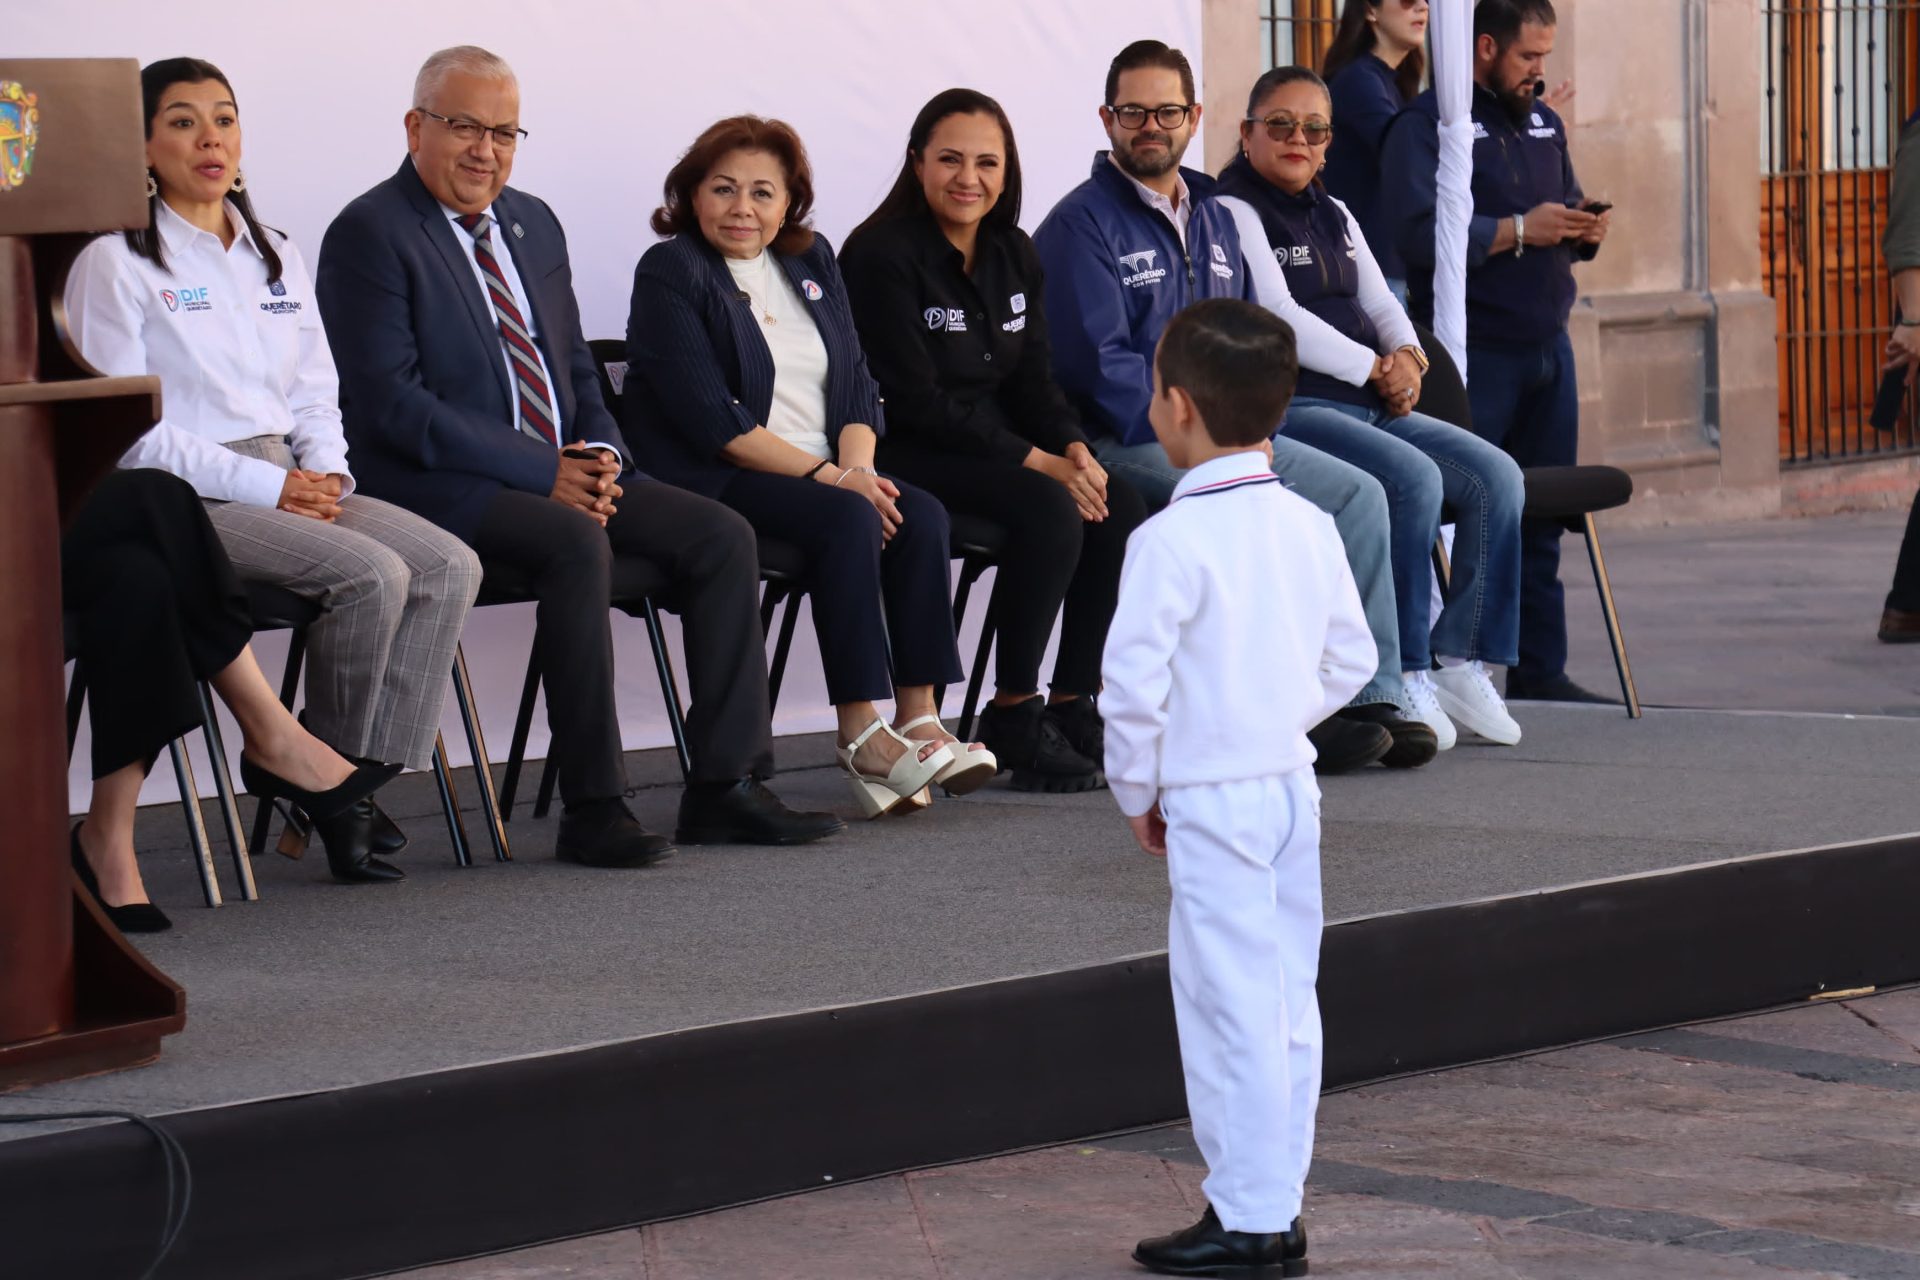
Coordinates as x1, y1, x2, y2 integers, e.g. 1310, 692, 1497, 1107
1133, 1205, 1307, 1277
977, 697, 1104, 793
557, 798, 675, 868
675, 778, 844, 846
1879, 606, 1920, 643
1307, 714, 1392, 774
312, 799, 407, 883
1504, 671, 1620, 704
1336, 703, 1437, 769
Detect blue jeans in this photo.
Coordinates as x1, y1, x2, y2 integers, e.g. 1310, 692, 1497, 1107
1095, 434, 1402, 707
1283, 398, 1523, 669
1465, 334, 1580, 682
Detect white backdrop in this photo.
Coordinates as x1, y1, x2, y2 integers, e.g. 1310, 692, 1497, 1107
24, 0, 1203, 808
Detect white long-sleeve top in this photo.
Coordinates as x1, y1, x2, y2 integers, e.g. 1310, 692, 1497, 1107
65, 199, 353, 508
1101, 452, 1377, 818
1216, 192, 1421, 390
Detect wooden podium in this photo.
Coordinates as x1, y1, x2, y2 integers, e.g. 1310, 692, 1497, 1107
0, 58, 185, 1087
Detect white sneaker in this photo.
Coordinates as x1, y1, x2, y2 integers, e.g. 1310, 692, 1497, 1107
1402, 670, 1457, 751
1431, 661, 1523, 746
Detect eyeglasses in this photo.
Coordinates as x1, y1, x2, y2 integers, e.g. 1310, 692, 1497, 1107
1109, 103, 1195, 131
1249, 114, 1334, 145
415, 108, 528, 150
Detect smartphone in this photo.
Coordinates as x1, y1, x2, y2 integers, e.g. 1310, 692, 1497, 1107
1582, 200, 1614, 215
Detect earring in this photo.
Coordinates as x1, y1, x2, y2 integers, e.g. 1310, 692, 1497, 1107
229, 169, 246, 193
145, 171, 157, 198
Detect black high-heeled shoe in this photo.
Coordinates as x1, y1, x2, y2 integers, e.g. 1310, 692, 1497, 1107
70, 824, 172, 934
311, 799, 406, 883
238, 756, 400, 822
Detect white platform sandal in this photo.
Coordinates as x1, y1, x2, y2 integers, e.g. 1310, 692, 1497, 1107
838, 719, 953, 819
896, 715, 998, 797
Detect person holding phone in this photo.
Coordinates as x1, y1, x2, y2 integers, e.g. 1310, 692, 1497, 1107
1379, 0, 1614, 705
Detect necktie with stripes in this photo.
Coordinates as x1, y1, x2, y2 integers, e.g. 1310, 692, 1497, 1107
458, 212, 558, 446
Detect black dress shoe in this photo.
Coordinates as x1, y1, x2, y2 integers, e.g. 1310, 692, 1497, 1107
1504, 671, 1620, 704
281, 798, 408, 858
1879, 606, 1920, 643
1336, 703, 1437, 769
238, 756, 401, 822
70, 824, 172, 933
312, 800, 407, 882
675, 778, 844, 846
1307, 714, 1392, 774
1133, 1205, 1307, 1277
557, 798, 675, 867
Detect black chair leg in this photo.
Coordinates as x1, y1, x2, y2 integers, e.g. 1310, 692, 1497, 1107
432, 731, 472, 868
65, 666, 86, 759
958, 574, 999, 742
1431, 537, 1451, 590
767, 589, 804, 716
533, 755, 560, 820
499, 649, 543, 822
643, 598, 694, 783
168, 738, 222, 907
196, 682, 258, 901
250, 630, 310, 859
451, 645, 511, 862
1581, 514, 1642, 719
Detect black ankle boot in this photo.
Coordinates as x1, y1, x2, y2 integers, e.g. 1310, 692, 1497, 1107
312, 800, 406, 883
1043, 696, 1106, 768
976, 697, 1102, 793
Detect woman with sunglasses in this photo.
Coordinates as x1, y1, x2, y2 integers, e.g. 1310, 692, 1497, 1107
1320, 0, 1430, 301
1214, 66, 1527, 749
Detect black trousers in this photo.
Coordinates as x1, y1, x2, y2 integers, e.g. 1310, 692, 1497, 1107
712, 469, 965, 705
61, 469, 254, 779
469, 480, 773, 804
879, 442, 1147, 697
1889, 487, 1920, 613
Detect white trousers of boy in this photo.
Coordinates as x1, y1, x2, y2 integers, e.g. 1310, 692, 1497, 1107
1162, 768, 1324, 1233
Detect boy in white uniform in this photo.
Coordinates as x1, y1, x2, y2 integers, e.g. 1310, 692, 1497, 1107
1104, 299, 1376, 1277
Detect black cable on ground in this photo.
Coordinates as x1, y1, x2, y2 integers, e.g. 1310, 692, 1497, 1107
0, 1109, 191, 1280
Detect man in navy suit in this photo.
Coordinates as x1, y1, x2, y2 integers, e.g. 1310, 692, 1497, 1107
316, 46, 840, 865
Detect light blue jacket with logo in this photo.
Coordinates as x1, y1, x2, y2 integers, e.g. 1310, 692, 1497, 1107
1032, 153, 1250, 448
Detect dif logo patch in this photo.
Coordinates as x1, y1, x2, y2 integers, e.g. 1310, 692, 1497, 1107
160, 286, 213, 314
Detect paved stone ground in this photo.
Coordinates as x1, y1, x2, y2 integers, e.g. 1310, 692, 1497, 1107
402, 987, 1920, 1279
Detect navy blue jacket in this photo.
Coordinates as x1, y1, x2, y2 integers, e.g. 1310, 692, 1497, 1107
1216, 156, 1382, 409
1324, 52, 1410, 281
1032, 154, 1249, 448
622, 232, 884, 499
315, 158, 629, 541
1380, 86, 1595, 345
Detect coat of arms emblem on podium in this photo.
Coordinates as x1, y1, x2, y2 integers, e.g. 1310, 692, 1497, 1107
0, 81, 40, 192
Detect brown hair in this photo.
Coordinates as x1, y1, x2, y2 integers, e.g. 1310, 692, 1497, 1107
1155, 299, 1299, 447
651, 115, 816, 256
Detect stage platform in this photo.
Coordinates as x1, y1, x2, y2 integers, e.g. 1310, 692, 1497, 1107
4, 704, 1917, 1128
8, 509, 1920, 1279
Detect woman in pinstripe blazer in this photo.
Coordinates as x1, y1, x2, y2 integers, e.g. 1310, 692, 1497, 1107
624, 116, 997, 819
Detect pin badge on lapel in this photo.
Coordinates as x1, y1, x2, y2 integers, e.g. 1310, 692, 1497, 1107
512, 222, 525, 238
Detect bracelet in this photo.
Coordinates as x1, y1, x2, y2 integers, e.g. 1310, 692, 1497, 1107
833, 465, 875, 487
803, 458, 831, 480
1897, 319, 1920, 329
1513, 212, 1526, 258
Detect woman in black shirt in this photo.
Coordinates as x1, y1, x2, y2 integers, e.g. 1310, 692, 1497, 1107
842, 89, 1147, 793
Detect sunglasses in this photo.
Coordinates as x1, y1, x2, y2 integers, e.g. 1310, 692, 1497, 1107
1248, 115, 1334, 145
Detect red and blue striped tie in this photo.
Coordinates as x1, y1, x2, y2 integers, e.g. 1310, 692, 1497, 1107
458, 212, 558, 446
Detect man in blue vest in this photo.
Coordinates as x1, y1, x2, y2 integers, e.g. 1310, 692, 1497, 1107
1034, 39, 1438, 773
1382, 0, 1614, 703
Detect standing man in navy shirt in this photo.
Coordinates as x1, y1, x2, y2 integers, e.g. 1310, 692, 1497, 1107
1381, 0, 1614, 704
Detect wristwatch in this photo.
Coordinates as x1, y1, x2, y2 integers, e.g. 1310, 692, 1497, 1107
1402, 346, 1430, 373
1513, 212, 1526, 257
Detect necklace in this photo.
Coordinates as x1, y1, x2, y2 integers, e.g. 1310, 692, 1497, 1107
755, 253, 778, 326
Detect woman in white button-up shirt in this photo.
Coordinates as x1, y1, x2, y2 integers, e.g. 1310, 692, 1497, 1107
66, 58, 481, 884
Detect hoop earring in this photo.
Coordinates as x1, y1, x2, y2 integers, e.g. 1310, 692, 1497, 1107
145, 171, 158, 198
229, 169, 246, 193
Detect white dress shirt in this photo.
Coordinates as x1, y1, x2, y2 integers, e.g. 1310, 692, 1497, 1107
1111, 152, 1192, 247
1216, 193, 1422, 390
66, 200, 353, 509
1101, 452, 1377, 817
726, 251, 830, 459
